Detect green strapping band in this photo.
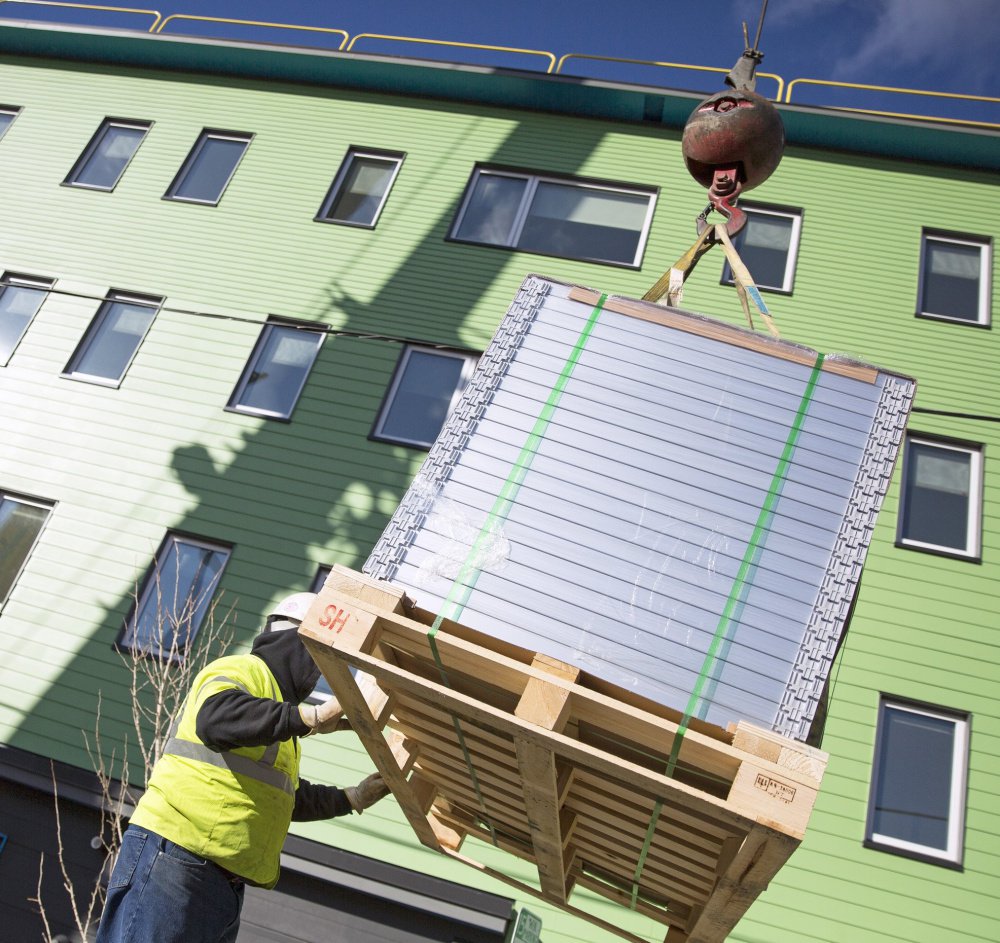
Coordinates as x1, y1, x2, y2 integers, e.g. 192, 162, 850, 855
629, 352, 826, 909
426, 292, 608, 844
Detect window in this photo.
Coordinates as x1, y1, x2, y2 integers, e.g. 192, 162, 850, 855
722, 204, 802, 292
0, 106, 20, 141
917, 231, 991, 326
0, 272, 52, 366
372, 345, 478, 448
120, 533, 231, 659
64, 118, 150, 191
866, 698, 969, 867
316, 148, 403, 227
310, 565, 332, 593
63, 291, 160, 385
164, 130, 251, 204
0, 492, 52, 608
897, 436, 982, 560
450, 168, 656, 266
228, 319, 325, 419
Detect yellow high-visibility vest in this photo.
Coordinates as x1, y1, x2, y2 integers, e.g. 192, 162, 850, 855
130, 654, 300, 888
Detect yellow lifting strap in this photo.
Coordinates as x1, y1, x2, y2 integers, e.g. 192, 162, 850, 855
642, 224, 780, 338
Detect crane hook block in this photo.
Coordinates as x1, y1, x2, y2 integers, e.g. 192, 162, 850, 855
681, 52, 785, 205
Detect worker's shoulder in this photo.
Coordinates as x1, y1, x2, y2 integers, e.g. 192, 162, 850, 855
195, 652, 272, 690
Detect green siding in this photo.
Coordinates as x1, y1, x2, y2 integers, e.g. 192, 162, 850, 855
0, 42, 997, 943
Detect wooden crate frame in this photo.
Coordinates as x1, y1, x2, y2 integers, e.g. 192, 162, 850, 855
299, 566, 828, 943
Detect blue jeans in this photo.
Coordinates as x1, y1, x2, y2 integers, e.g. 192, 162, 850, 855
96, 826, 245, 943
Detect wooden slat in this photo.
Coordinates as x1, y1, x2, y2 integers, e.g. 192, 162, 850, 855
321, 581, 744, 783
684, 824, 799, 943
514, 654, 580, 901
568, 285, 879, 384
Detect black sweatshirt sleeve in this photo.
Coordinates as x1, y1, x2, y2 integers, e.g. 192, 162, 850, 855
196, 688, 311, 750
292, 778, 353, 821
196, 688, 353, 821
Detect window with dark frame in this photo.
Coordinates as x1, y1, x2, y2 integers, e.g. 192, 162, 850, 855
917, 231, 991, 326
228, 319, 325, 420
0, 106, 20, 141
450, 167, 656, 267
118, 533, 231, 660
896, 435, 982, 560
316, 148, 403, 228
866, 697, 969, 867
63, 290, 161, 386
0, 272, 52, 366
64, 118, 150, 191
721, 205, 802, 292
372, 345, 478, 449
0, 492, 52, 608
310, 565, 332, 593
307, 564, 335, 702
164, 129, 251, 205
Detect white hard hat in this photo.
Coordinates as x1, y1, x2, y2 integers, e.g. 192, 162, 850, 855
268, 592, 317, 626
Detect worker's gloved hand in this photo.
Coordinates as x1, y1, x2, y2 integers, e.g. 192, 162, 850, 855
344, 773, 390, 814
298, 697, 349, 735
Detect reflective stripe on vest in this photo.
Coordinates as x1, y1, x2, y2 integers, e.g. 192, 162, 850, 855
162, 737, 294, 796
162, 673, 293, 797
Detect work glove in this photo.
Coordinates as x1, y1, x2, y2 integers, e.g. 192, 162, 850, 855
344, 773, 390, 814
298, 697, 349, 735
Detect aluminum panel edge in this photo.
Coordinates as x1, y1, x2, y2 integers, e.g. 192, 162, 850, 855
775, 372, 916, 740
366, 275, 551, 580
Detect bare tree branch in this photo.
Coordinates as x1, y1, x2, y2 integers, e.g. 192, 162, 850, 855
33, 584, 237, 941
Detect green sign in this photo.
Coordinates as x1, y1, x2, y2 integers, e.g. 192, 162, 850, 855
512, 908, 542, 943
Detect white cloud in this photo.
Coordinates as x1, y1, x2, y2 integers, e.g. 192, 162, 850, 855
772, 0, 996, 90
837, 0, 994, 78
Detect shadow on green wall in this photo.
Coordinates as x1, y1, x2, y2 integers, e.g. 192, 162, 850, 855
7, 109, 615, 795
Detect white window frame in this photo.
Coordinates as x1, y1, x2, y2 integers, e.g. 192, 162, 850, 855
0, 106, 21, 142
917, 231, 992, 326
164, 129, 251, 205
228, 319, 325, 420
0, 272, 53, 366
450, 167, 657, 267
63, 290, 161, 387
866, 698, 970, 867
0, 491, 53, 610
64, 118, 150, 191
119, 533, 231, 661
896, 435, 983, 560
722, 204, 802, 293
316, 148, 404, 228
372, 345, 478, 449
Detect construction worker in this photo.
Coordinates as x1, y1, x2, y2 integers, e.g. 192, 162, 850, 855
95, 592, 388, 943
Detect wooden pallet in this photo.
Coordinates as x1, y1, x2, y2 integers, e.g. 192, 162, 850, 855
299, 566, 828, 943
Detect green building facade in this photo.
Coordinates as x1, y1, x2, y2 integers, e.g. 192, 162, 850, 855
0, 15, 996, 943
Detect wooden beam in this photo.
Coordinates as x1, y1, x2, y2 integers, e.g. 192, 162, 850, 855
682, 823, 799, 943
568, 285, 879, 384
440, 846, 667, 943
373, 609, 743, 784
514, 655, 580, 902
305, 643, 456, 851
330, 642, 754, 831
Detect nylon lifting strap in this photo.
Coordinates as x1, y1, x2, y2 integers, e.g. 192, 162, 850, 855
643, 224, 780, 338
162, 674, 295, 797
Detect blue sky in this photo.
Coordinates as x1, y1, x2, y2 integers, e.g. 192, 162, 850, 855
3, 0, 997, 121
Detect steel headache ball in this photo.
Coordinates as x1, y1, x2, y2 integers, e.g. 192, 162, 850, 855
682, 86, 785, 195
